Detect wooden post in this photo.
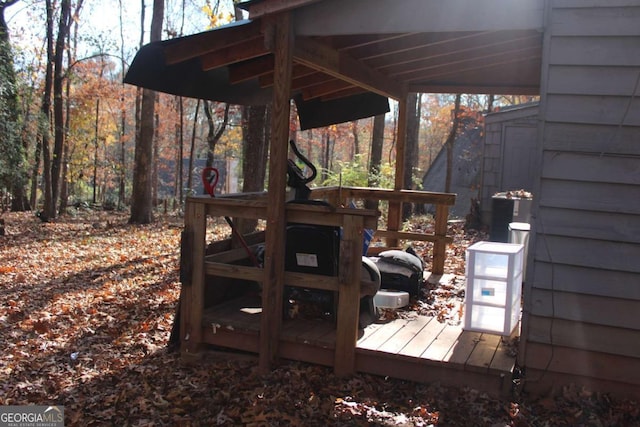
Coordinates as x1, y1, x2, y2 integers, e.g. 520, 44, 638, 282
181, 199, 206, 360
260, 13, 293, 374
432, 204, 449, 275
387, 95, 408, 248
335, 214, 363, 376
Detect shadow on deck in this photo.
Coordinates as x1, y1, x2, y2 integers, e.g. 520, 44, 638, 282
200, 275, 518, 397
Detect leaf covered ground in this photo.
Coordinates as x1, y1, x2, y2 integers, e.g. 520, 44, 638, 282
1, 211, 639, 426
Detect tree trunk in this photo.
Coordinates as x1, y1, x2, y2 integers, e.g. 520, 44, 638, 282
186, 99, 200, 193
365, 113, 385, 210
118, 0, 127, 210
237, 104, 268, 233
487, 94, 495, 113
242, 105, 268, 194
444, 94, 462, 194
403, 93, 420, 220
40, 0, 55, 220
49, 0, 71, 218
203, 101, 230, 172
321, 130, 331, 183
153, 111, 159, 205
92, 99, 99, 204
175, 96, 184, 206
0, 0, 29, 211
130, 0, 163, 224
351, 120, 359, 157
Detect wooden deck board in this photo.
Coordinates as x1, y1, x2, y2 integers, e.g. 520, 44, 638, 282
490, 336, 517, 374
399, 317, 447, 358
357, 318, 411, 350
466, 333, 501, 373
377, 314, 432, 354
421, 323, 464, 362
446, 330, 483, 369
199, 294, 516, 396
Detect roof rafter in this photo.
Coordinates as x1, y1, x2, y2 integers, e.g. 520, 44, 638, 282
164, 20, 263, 65
375, 33, 542, 74
301, 79, 354, 100
400, 46, 541, 82
293, 36, 405, 100
200, 37, 269, 71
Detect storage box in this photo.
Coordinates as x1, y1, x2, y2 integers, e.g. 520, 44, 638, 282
464, 241, 523, 336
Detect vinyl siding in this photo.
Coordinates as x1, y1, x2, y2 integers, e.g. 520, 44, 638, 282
521, 0, 640, 397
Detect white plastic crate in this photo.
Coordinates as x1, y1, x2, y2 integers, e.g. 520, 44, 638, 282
464, 241, 524, 336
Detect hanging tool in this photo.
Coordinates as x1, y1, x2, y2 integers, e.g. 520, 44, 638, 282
201, 167, 260, 268
287, 140, 317, 200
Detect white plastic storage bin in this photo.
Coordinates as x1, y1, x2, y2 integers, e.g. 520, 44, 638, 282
464, 241, 524, 336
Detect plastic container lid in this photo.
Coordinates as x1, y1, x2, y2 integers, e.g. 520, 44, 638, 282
374, 290, 410, 309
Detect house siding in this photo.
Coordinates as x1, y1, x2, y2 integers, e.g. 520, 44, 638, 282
521, 0, 640, 397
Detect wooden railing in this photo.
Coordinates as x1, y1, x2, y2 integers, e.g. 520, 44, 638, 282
179, 187, 455, 376
311, 186, 455, 275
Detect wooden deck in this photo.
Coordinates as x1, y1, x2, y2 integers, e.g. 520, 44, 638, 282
200, 292, 517, 396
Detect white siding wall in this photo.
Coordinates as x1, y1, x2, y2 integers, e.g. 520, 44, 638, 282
522, 0, 640, 397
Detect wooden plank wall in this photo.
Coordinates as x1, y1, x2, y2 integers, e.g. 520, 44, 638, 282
521, 0, 640, 398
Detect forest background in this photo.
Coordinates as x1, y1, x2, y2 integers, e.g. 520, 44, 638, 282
0, 0, 535, 224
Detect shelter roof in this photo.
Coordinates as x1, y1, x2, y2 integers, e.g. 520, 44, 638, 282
124, 0, 544, 128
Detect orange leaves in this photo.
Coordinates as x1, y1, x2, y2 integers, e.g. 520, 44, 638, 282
0, 266, 16, 274
2, 211, 640, 426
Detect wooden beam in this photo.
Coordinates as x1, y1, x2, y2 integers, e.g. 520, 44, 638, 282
330, 32, 419, 52
373, 33, 540, 74
200, 36, 269, 71
244, 0, 321, 19
432, 204, 449, 275
311, 186, 456, 205
408, 83, 540, 95
334, 214, 363, 376
351, 31, 491, 62
302, 79, 354, 100
181, 201, 206, 360
228, 55, 275, 84
164, 20, 263, 65
293, 36, 405, 100
401, 47, 542, 82
260, 12, 294, 374
258, 64, 320, 88
293, 0, 545, 35
320, 86, 368, 101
